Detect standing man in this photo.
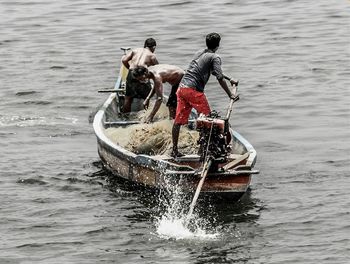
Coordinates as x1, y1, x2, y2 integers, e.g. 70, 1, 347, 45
132, 64, 185, 123
121, 38, 159, 113
171, 32, 238, 157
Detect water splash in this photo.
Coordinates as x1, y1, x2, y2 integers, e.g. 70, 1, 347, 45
156, 214, 219, 240
154, 178, 220, 240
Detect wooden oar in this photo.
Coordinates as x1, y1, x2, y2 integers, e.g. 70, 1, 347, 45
186, 81, 239, 221
98, 88, 125, 93
186, 156, 212, 220
225, 81, 239, 120
225, 94, 239, 120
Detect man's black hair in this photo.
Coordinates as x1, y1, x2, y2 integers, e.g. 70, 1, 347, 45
144, 38, 157, 48
132, 66, 148, 78
206, 33, 221, 50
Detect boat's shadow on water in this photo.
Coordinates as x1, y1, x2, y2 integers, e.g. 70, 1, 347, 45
207, 189, 263, 225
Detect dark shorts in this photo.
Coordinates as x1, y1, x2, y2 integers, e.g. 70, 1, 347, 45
166, 82, 180, 108
125, 70, 152, 99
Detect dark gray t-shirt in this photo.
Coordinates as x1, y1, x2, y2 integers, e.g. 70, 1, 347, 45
181, 49, 224, 92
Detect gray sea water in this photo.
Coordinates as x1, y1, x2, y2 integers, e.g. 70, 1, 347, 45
1, 0, 349, 263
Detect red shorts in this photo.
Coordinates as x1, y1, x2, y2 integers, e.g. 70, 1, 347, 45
174, 86, 211, 125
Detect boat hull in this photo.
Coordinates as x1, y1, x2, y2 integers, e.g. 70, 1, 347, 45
93, 70, 258, 201
95, 119, 256, 200
98, 141, 250, 200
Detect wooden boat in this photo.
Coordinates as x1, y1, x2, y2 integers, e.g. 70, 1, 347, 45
93, 62, 258, 201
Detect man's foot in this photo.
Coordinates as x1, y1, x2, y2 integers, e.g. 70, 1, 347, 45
171, 150, 185, 158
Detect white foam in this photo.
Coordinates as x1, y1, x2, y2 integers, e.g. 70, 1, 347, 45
150, 147, 220, 241
156, 215, 219, 240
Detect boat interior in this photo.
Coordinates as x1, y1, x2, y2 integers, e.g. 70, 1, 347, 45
95, 65, 254, 171
99, 93, 252, 171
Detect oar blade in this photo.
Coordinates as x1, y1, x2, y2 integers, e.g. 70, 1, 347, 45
186, 158, 212, 220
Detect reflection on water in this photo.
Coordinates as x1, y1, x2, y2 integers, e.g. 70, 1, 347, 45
210, 190, 263, 224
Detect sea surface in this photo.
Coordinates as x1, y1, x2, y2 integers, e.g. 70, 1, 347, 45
1, 0, 349, 263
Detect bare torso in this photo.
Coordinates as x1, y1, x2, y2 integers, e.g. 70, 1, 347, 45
124, 48, 158, 69
143, 64, 185, 122
148, 64, 185, 85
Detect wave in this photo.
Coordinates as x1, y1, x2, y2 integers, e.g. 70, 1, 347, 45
16, 178, 48, 186
15, 91, 39, 96
23, 100, 52, 105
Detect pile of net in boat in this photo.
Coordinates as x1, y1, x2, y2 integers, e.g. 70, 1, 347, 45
105, 120, 199, 156
104, 103, 199, 155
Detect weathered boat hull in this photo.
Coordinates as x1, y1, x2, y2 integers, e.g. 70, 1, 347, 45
93, 90, 258, 200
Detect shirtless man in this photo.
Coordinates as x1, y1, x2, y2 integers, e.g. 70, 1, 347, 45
132, 64, 185, 123
121, 38, 159, 113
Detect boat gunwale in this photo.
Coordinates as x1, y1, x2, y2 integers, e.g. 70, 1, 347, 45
93, 92, 257, 173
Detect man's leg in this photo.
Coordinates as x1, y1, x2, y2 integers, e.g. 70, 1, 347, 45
123, 96, 133, 113
171, 123, 185, 157
191, 92, 210, 116
171, 87, 191, 157
123, 71, 136, 113
172, 123, 181, 155
167, 84, 178, 120
168, 106, 176, 119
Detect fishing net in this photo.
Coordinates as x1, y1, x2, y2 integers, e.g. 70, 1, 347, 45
136, 102, 169, 122
105, 119, 199, 156
104, 101, 199, 155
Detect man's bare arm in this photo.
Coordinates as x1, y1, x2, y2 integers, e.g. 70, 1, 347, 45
223, 74, 239, 86
121, 51, 133, 69
152, 55, 159, 66
143, 86, 156, 110
146, 77, 163, 122
218, 79, 235, 99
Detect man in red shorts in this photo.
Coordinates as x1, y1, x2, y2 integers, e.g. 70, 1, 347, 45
171, 32, 238, 157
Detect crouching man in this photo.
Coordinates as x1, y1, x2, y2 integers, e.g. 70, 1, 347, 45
132, 64, 185, 123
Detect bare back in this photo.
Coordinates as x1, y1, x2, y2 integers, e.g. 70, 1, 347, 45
143, 64, 185, 122
123, 48, 158, 70
148, 64, 184, 85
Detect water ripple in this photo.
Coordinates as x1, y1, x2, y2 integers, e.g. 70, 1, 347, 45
16, 178, 48, 185
1, 0, 349, 263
